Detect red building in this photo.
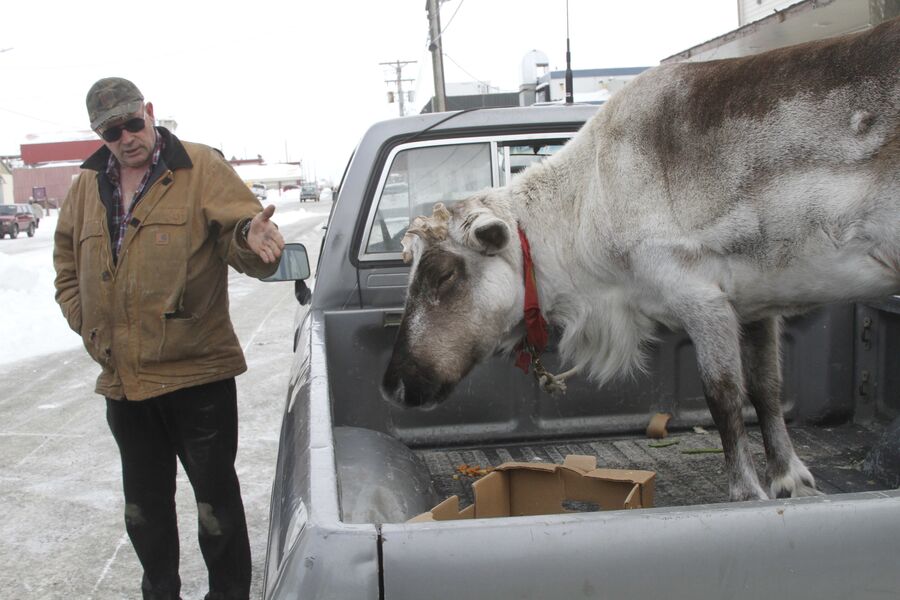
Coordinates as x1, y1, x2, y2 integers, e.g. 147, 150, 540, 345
13, 164, 85, 208
12, 132, 102, 207
21, 137, 102, 166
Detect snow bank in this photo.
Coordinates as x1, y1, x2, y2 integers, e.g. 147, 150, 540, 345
0, 214, 82, 365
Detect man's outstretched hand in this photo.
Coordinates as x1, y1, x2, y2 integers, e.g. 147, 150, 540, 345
247, 204, 285, 264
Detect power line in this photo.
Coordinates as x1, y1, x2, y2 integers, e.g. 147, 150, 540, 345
442, 52, 496, 93
432, 0, 465, 46
0, 105, 75, 128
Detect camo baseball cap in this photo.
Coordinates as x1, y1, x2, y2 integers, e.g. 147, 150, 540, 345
85, 77, 144, 130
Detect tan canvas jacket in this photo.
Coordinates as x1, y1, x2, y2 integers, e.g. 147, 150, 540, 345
53, 128, 278, 400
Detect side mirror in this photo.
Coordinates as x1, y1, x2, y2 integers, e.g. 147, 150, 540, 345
263, 243, 312, 305
263, 243, 311, 281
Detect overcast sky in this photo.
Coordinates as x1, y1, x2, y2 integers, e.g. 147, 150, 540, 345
1, 1, 737, 183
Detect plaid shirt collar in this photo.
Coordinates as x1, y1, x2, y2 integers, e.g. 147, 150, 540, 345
105, 128, 164, 261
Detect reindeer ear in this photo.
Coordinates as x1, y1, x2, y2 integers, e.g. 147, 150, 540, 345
474, 221, 510, 255
455, 205, 512, 256
400, 232, 418, 264
401, 216, 428, 264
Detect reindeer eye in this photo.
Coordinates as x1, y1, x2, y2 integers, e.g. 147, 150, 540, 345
437, 270, 456, 289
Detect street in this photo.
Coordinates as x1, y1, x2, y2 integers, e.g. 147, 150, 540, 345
0, 200, 331, 599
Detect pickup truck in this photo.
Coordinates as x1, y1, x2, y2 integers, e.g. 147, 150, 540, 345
262, 105, 900, 599
300, 183, 319, 202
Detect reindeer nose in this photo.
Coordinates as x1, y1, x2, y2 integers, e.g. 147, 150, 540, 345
381, 371, 445, 411
380, 376, 406, 408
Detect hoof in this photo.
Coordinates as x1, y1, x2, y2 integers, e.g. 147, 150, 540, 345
771, 461, 823, 498
730, 484, 770, 502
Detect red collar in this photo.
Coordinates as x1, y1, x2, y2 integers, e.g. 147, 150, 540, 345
515, 226, 549, 373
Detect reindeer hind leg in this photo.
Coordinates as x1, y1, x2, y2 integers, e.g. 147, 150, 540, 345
742, 317, 822, 498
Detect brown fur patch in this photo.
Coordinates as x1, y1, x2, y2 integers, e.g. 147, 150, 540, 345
682, 18, 899, 133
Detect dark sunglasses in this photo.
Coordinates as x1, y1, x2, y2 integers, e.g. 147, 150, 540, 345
100, 117, 146, 142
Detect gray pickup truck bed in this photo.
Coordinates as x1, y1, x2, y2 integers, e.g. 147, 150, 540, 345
417, 423, 890, 508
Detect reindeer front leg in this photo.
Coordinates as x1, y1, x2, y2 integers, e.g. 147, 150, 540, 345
673, 289, 769, 502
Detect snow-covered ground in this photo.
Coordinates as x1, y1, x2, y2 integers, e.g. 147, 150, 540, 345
0, 190, 323, 365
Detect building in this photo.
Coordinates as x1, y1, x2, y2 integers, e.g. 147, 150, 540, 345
8, 118, 306, 206
0, 160, 14, 205
11, 131, 102, 208
421, 49, 649, 113
231, 162, 305, 191
19, 131, 102, 166
13, 162, 84, 209
229, 156, 265, 167
420, 91, 521, 113
530, 66, 649, 105
663, 0, 898, 63
515, 47, 649, 105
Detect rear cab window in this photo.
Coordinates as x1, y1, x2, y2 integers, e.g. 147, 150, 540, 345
358, 134, 571, 263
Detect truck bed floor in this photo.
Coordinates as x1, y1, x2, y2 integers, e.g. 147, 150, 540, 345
415, 423, 891, 508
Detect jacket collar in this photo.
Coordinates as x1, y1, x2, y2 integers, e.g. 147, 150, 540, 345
81, 126, 193, 172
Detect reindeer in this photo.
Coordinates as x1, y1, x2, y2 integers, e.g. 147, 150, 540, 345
382, 18, 900, 502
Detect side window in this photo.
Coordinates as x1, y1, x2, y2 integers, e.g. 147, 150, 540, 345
496, 139, 567, 187
364, 143, 491, 255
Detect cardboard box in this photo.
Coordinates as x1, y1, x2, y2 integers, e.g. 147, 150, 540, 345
410, 455, 655, 522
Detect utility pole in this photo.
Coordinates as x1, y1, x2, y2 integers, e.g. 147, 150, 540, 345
380, 60, 417, 116
565, 0, 573, 104
426, 0, 447, 112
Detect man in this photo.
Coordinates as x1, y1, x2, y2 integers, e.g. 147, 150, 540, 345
29, 201, 44, 227
53, 77, 284, 600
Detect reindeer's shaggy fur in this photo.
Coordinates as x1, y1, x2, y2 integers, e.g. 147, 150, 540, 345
384, 19, 900, 502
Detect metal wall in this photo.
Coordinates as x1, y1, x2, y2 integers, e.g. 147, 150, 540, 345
12, 164, 83, 205
854, 298, 900, 423
327, 304, 862, 448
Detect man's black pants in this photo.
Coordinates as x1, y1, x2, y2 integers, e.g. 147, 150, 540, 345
106, 378, 251, 600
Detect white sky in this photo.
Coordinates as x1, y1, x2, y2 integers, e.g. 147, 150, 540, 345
1, 1, 737, 183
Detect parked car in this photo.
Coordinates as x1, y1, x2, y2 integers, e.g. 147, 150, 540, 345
278, 185, 300, 203
260, 105, 900, 599
299, 183, 318, 202
0, 204, 36, 238
251, 183, 267, 201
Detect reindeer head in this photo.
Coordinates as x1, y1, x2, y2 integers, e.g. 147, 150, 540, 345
381, 194, 524, 410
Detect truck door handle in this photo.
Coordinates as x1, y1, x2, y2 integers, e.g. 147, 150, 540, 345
383, 312, 404, 328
